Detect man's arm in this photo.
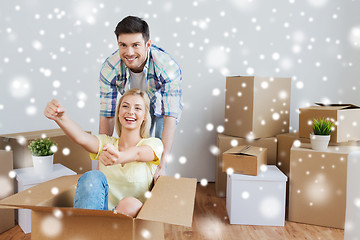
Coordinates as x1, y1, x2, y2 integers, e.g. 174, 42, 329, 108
154, 115, 176, 182
99, 116, 115, 136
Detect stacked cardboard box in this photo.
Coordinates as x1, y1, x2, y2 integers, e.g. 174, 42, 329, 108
0, 129, 92, 173
299, 104, 360, 143
216, 76, 291, 197
289, 144, 360, 229
285, 103, 360, 228
216, 134, 277, 197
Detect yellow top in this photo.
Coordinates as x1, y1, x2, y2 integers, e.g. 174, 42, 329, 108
90, 135, 163, 209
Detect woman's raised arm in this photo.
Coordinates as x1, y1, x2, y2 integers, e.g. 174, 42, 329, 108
44, 99, 99, 154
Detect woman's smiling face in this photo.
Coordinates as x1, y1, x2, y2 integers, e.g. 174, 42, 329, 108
118, 94, 146, 131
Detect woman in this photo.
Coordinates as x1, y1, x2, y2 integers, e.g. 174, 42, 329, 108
44, 88, 163, 217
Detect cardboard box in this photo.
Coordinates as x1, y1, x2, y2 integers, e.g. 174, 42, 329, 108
344, 151, 360, 240
299, 103, 360, 143
0, 174, 197, 240
0, 150, 15, 233
14, 164, 77, 234
277, 133, 360, 220
0, 129, 91, 173
222, 145, 267, 176
224, 76, 291, 139
226, 166, 287, 226
288, 144, 360, 229
216, 134, 277, 197
276, 133, 310, 177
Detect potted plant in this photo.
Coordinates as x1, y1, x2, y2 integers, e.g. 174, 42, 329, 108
310, 118, 334, 151
28, 138, 57, 175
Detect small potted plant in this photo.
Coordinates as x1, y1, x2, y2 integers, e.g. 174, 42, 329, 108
310, 118, 334, 151
28, 138, 57, 175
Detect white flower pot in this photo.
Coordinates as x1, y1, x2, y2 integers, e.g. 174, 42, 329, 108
310, 134, 330, 151
32, 154, 54, 175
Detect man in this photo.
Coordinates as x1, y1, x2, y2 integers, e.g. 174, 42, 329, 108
98, 16, 182, 181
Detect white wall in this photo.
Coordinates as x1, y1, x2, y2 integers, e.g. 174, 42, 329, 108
1, 0, 359, 181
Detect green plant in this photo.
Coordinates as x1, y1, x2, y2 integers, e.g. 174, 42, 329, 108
28, 138, 57, 156
312, 118, 335, 135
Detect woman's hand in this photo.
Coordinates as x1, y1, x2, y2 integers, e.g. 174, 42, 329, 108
99, 144, 125, 167
44, 99, 66, 121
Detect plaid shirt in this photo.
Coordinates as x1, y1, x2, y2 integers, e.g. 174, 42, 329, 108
99, 45, 183, 122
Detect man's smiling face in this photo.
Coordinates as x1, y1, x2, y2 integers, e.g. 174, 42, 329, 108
117, 33, 151, 73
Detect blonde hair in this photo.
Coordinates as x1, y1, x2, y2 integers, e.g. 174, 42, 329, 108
115, 88, 151, 138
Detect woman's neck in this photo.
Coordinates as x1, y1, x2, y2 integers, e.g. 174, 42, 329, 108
118, 129, 142, 151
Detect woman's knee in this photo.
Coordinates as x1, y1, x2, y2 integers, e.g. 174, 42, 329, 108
77, 170, 107, 191
115, 197, 143, 218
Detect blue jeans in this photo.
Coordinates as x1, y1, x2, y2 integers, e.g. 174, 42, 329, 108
73, 170, 109, 210
150, 105, 163, 139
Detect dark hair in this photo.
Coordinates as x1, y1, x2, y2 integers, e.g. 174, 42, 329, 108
114, 16, 150, 43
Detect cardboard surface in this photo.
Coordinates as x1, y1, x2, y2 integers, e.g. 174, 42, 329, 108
216, 134, 277, 197
224, 76, 291, 139
222, 145, 267, 176
0, 128, 91, 173
31, 210, 134, 240
288, 144, 360, 229
0, 150, 15, 233
137, 176, 197, 227
0, 174, 197, 239
299, 104, 360, 143
276, 133, 310, 219
226, 166, 287, 226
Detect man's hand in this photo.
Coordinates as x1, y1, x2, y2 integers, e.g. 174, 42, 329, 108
154, 152, 168, 183
99, 144, 124, 167
154, 164, 166, 183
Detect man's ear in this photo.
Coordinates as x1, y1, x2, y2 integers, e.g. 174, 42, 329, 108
146, 39, 152, 48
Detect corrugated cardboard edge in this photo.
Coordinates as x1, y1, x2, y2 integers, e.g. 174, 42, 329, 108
137, 176, 197, 227
0, 174, 134, 220
0, 175, 81, 208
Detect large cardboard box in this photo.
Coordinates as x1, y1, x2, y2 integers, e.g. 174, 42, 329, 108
222, 145, 267, 176
224, 76, 291, 139
216, 134, 277, 197
0, 175, 197, 240
344, 151, 360, 240
299, 104, 360, 143
277, 133, 360, 219
226, 166, 287, 226
0, 129, 91, 173
288, 144, 360, 229
0, 150, 15, 233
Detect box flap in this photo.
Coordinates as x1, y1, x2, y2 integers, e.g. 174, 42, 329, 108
0, 175, 81, 208
137, 176, 197, 227
314, 103, 360, 110
0, 174, 133, 220
224, 145, 265, 157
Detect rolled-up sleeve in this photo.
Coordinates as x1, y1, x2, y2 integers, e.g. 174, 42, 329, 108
99, 60, 118, 117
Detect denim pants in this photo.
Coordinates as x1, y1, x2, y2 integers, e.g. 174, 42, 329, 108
73, 170, 109, 210
150, 105, 163, 139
